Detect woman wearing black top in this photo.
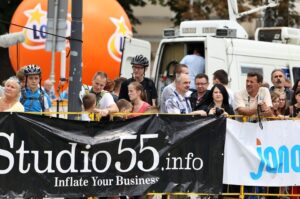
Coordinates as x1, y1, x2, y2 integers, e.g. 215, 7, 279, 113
200, 84, 234, 116
289, 88, 300, 117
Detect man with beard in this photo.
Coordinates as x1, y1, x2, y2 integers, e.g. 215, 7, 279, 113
269, 69, 294, 106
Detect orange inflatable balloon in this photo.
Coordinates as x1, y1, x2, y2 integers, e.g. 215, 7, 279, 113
9, 0, 132, 90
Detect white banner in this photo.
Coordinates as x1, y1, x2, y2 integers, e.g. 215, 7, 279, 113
223, 119, 300, 186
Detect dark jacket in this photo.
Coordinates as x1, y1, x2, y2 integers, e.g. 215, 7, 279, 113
189, 90, 210, 111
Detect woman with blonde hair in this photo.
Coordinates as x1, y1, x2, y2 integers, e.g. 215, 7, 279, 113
128, 81, 151, 113
0, 76, 24, 112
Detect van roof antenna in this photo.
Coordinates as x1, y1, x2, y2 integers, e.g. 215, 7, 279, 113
227, 0, 239, 21
227, 0, 279, 20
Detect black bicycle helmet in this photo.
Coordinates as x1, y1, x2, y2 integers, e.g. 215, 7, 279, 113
23, 64, 41, 76
131, 54, 149, 67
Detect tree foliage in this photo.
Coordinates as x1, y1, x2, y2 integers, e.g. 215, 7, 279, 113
152, 0, 262, 26
0, 0, 22, 34
276, 0, 299, 26
1, 0, 298, 35
117, 0, 147, 27
157, 0, 299, 27
117, 0, 165, 32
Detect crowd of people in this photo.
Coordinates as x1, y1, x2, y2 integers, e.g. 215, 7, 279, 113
1, 53, 300, 199
0, 53, 300, 122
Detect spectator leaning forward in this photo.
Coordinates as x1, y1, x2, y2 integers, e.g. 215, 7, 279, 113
79, 71, 119, 120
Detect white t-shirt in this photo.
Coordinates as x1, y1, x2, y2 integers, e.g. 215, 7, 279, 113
226, 87, 234, 106
98, 92, 115, 109
234, 87, 272, 112
81, 113, 90, 121
79, 85, 116, 109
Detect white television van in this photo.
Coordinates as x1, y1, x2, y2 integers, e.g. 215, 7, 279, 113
152, 20, 300, 95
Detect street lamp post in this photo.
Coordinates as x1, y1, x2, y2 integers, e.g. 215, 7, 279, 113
68, 0, 83, 120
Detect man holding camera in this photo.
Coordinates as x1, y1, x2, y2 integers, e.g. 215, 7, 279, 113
234, 72, 273, 119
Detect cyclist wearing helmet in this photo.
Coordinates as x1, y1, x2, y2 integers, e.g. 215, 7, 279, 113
119, 54, 157, 106
20, 64, 50, 112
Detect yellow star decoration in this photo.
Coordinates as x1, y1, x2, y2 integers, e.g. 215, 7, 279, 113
110, 17, 132, 36
25, 5, 45, 24
29, 9, 45, 23
117, 21, 127, 35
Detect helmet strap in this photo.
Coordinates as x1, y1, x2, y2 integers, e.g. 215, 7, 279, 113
25, 77, 28, 89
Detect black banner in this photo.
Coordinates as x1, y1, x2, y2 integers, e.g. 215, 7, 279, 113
0, 112, 226, 198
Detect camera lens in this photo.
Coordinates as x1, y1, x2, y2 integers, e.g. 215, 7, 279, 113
215, 107, 224, 116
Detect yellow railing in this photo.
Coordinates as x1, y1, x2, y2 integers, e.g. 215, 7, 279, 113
24, 111, 300, 121
147, 186, 300, 199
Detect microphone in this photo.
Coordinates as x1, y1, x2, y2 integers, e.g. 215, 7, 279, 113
0, 32, 25, 48
257, 87, 265, 105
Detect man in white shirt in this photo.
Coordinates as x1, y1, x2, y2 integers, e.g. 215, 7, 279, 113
79, 72, 118, 117
180, 47, 205, 90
